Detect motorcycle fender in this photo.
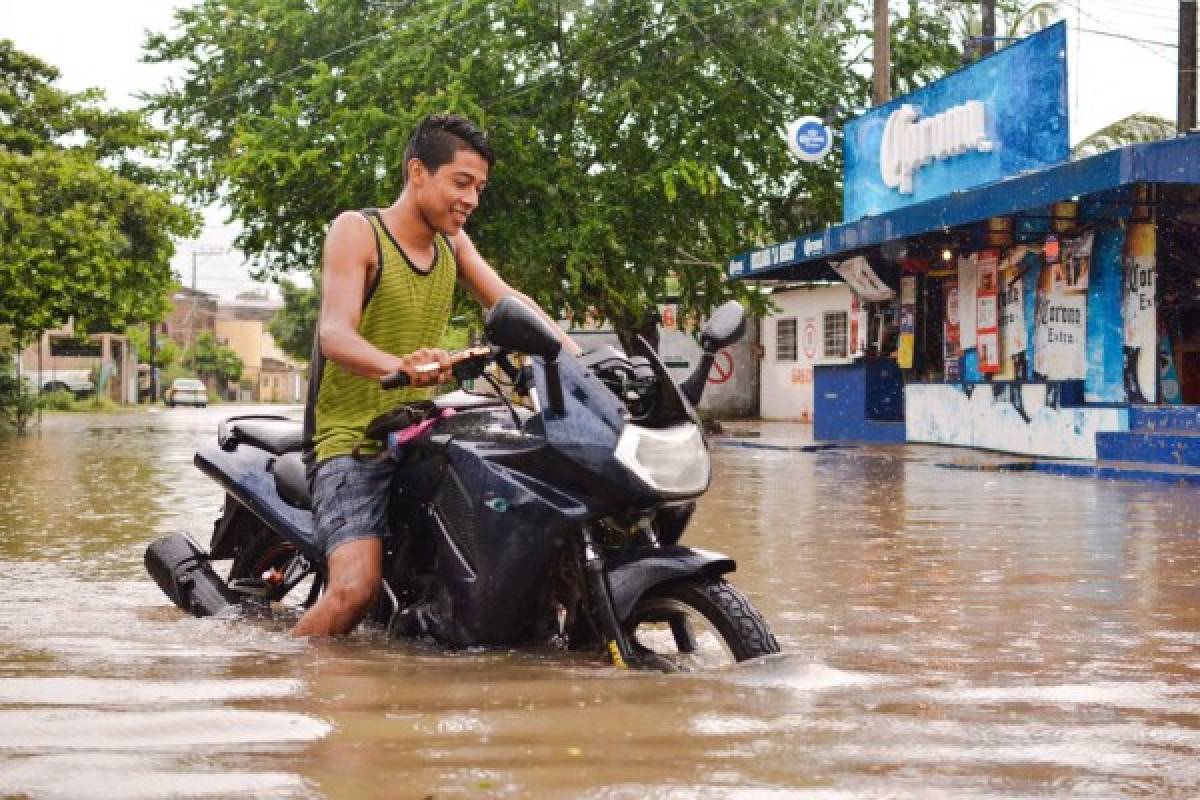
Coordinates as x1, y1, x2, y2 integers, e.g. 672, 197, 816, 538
606, 545, 736, 622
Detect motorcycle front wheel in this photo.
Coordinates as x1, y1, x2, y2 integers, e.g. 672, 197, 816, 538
625, 578, 779, 671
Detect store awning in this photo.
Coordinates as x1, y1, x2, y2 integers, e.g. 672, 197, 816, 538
729, 135, 1200, 282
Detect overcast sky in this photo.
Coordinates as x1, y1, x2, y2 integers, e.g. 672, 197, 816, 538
1, 0, 1188, 298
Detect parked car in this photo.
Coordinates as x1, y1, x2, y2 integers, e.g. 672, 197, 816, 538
42, 377, 95, 399
165, 378, 208, 408
24, 370, 95, 399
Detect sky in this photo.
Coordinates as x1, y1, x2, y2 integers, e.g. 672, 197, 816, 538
0, 0, 1188, 299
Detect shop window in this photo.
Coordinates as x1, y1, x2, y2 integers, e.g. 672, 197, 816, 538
776, 318, 797, 362
823, 311, 848, 359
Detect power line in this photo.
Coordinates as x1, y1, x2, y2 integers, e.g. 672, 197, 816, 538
672, 1, 791, 111
480, 0, 772, 111
1077, 26, 1177, 49
188, 0, 479, 114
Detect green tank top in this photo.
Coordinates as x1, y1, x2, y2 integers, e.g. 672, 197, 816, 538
307, 210, 456, 463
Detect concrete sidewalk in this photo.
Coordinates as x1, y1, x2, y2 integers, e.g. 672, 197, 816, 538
713, 419, 1200, 485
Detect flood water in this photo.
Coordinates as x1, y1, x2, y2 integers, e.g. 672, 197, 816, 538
1, 406, 1199, 798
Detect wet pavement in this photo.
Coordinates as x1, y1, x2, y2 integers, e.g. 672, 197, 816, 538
1, 407, 1199, 798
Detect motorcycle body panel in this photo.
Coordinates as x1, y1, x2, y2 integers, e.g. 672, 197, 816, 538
194, 444, 320, 561
606, 545, 736, 621
420, 437, 590, 645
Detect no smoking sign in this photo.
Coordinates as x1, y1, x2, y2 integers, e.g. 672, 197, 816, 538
802, 321, 818, 359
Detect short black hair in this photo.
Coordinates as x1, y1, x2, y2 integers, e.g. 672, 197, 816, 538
404, 113, 494, 182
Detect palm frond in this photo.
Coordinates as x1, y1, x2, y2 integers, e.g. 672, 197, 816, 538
1073, 113, 1176, 158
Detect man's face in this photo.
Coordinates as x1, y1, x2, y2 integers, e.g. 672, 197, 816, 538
410, 148, 489, 236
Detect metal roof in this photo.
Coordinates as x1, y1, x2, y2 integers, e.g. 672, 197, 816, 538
728, 136, 1200, 282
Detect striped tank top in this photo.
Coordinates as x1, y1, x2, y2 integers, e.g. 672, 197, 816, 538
305, 209, 456, 463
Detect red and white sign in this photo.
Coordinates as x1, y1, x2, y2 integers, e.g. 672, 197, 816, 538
707, 351, 734, 384
976, 249, 1000, 374
802, 320, 818, 359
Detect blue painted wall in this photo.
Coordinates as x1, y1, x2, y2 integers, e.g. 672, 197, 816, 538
1086, 227, 1127, 402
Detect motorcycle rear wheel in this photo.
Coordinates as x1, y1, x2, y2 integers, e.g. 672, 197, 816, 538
625, 578, 779, 670
228, 529, 301, 603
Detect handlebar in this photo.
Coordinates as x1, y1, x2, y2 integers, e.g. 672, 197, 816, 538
380, 346, 495, 390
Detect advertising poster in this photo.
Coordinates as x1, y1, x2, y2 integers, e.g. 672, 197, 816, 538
976, 249, 1001, 374
1160, 329, 1182, 404
944, 277, 961, 381
1122, 222, 1157, 403
1034, 233, 1091, 380
998, 247, 1030, 380
957, 253, 978, 350
897, 276, 917, 369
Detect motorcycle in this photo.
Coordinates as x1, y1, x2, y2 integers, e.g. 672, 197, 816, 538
145, 296, 778, 670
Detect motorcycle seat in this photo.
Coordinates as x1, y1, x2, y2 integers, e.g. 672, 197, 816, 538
272, 451, 312, 510
219, 415, 305, 455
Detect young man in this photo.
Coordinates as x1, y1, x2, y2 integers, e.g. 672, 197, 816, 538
292, 113, 578, 637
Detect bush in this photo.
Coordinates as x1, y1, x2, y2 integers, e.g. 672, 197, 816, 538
72, 394, 120, 412
0, 357, 37, 432
39, 389, 75, 411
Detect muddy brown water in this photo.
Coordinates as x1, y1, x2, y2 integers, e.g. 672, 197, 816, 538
1, 407, 1199, 798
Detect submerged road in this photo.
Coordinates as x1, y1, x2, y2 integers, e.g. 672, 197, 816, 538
1, 407, 1198, 798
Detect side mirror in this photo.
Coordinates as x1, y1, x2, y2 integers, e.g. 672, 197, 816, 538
698, 300, 746, 353
484, 296, 563, 360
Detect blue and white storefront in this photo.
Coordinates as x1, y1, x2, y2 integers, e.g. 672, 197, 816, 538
731, 23, 1200, 463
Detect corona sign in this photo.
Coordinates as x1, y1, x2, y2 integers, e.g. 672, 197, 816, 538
880, 101, 992, 194
843, 22, 1068, 221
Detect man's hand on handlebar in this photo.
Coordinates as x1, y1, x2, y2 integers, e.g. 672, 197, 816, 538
381, 346, 494, 390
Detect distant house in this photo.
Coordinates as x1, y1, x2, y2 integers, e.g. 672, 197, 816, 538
18, 320, 138, 404
215, 292, 307, 403
164, 287, 219, 351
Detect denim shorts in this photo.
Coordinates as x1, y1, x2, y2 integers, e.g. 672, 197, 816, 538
308, 455, 398, 556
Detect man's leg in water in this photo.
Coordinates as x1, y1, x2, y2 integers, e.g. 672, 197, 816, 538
291, 538, 383, 636
290, 455, 395, 637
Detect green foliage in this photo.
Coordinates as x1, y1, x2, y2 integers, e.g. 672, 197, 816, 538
144, 1, 966, 339
1074, 113, 1176, 159
0, 352, 37, 432
925, 0, 1058, 61
268, 279, 319, 362
38, 389, 75, 411
186, 332, 244, 383
124, 325, 181, 368
0, 40, 198, 347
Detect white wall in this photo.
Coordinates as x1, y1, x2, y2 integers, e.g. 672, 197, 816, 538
760, 285, 860, 421
564, 304, 759, 418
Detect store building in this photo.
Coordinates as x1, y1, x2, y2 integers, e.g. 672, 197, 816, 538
730, 23, 1200, 464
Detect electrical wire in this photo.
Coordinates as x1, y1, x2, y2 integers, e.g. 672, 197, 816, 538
186, 0, 481, 114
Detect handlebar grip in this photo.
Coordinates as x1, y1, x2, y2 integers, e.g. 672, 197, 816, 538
380, 371, 411, 390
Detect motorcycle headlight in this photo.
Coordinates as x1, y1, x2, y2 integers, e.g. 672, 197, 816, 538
614, 423, 710, 496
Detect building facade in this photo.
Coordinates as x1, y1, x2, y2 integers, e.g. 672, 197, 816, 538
730, 23, 1200, 466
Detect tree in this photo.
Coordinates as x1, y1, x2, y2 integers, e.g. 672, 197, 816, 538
1074, 113, 1176, 159
268, 279, 319, 362
188, 332, 243, 384
929, 0, 1059, 61
124, 325, 180, 369
145, 1, 966, 340
0, 41, 198, 350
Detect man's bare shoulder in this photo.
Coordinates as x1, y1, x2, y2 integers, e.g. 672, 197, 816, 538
325, 210, 377, 268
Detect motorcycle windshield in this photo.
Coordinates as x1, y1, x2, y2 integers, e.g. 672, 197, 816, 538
530, 347, 706, 501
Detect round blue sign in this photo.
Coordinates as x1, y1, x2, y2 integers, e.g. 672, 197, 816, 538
787, 116, 833, 162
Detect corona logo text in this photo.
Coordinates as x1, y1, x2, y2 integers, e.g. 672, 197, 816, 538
880, 101, 992, 195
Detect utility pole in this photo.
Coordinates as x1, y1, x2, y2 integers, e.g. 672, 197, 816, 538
873, 0, 890, 105
981, 0, 996, 57
185, 246, 229, 375
1180, 0, 1197, 133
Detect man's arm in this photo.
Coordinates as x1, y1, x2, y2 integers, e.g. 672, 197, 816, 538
319, 212, 450, 384
451, 229, 582, 356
